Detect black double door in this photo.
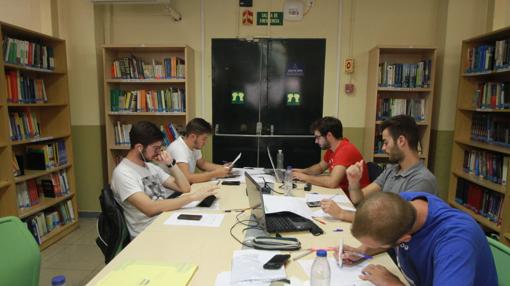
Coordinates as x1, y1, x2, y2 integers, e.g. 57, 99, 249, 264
212, 38, 325, 168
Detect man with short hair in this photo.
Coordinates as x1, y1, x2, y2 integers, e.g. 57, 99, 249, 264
292, 116, 370, 197
321, 115, 438, 222
111, 121, 218, 238
344, 192, 497, 286
168, 117, 231, 183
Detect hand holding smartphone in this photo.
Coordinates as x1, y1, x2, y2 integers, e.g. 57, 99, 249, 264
263, 254, 290, 269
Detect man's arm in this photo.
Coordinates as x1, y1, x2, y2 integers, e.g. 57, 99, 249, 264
196, 158, 226, 172
349, 182, 382, 205
294, 165, 346, 188
293, 160, 328, 175
177, 161, 229, 184
162, 164, 191, 192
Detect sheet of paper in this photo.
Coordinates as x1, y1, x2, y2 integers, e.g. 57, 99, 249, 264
305, 193, 352, 204
311, 203, 356, 219
298, 258, 374, 286
262, 194, 312, 219
164, 213, 224, 227
249, 174, 276, 184
230, 249, 287, 284
96, 261, 197, 286
182, 198, 220, 210
230, 152, 242, 167
215, 272, 305, 286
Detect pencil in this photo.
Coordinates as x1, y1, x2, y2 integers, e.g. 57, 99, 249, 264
311, 216, 327, 225
293, 249, 313, 261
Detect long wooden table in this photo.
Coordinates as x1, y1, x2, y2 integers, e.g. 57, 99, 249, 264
86, 182, 405, 285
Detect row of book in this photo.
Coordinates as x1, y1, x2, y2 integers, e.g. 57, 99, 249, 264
114, 121, 180, 146
8, 111, 41, 141
111, 56, 185, 79
376, 97, 426, 121
472, 82, 510, 109
455, 178, 503, 224
2, 36, 55, 70
5, 71, 48, 103
465, 45, 494, 73
24, 200, 75, 245
25, 140, 68, 170
494, 39, 510, 70
110, 88, 186, 113
471, 113, 510, 147
463, 149, 509, 185
378, 60, 432, 88
16, 170, 71, 209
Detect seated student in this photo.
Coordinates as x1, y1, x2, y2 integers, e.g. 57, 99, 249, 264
343, 192, 497, 286
292, 116, 370, 197
111, 121, 218, 238
168, 118, 231, 183
321, 115, 438, 222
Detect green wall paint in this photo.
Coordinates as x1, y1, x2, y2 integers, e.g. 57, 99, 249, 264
429, 130, 454, 200
72, 125, 107, 212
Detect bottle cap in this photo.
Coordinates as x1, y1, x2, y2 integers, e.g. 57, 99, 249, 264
316, 249, 327, 257
52, 275, 66, 286
278, 149, 282, 153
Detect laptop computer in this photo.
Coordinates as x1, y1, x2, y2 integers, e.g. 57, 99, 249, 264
245, 172, 323, 235
266, 146, 284, 183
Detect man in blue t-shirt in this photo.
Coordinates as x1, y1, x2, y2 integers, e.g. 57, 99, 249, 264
344, 192, 497, 286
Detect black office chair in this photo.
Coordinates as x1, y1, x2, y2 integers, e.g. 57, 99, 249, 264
96, 185, 130, 264
366, 162, 383, 183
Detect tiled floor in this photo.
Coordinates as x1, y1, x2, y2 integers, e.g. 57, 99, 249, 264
40, 217, 105, 286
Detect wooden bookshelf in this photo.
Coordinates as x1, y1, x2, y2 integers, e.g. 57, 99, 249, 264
0, 21, 78, 250
363, 46, 436, 166
448, 26, 510, 247
103, 45, 195, 180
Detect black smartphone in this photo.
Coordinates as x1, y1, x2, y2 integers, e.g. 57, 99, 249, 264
263, 254, 291, 270
222, 181, 241, 185
177, 214, 202, 221
306, 201, 321, 208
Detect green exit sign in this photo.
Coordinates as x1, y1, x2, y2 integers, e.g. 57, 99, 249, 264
257, 12, 283, 26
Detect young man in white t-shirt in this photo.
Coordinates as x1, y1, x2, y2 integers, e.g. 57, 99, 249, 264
168, 118, 231, 183
111, 121, 218, 238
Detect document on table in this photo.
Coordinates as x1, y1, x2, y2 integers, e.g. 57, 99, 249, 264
262, 194, 313, 219
215, 271, 305, 286
164, 213, 225, 227
305, 193, 356, 217
96, 261, 197, 286
230, 249, 287, 285
298, 258, 374, 286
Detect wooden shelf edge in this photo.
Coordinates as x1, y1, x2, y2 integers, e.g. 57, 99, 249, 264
377, 87, 432, 92
504, 233, 510, 240
3, 63, 64, 74
455, 138, 510, 155
376, 120, 428, 125
7, 103, 67, 107
11, 134, 70, 146
108, 111, 186, 116
452, 169, 507, 194
462, 68, 510, 77
39, 221, 79, 250
459, 107, 510, 113
450, 201, 501, 232
18, 192, 75, 219
0, 180, 11, 189
374, 153, 427, 159
106, 79, 185, 83
109, 145, 130, 150
14, 163, 72, 183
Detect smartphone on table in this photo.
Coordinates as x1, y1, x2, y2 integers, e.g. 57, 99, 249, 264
177, 214, 203, 221
263, 254, 291, 269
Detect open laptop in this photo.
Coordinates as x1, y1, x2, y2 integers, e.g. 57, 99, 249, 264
245, 172, 322, 235
266, 146, 284, 183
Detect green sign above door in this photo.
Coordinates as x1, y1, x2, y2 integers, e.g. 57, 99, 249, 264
257, 12, 284, 26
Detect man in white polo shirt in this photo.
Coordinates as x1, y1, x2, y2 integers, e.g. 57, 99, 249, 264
168, 118, 231, 183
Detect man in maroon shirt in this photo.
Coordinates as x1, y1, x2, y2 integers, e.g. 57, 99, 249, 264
292, 116, 370, 198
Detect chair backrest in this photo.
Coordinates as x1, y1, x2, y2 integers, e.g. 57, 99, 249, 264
0, 216, 41, 286
366, 161, 383, 183
488, 236, 510, 285
96, 185, 130, 264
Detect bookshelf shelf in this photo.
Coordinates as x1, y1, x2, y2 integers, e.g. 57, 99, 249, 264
449, 27, 510, 247
363, 46, 436, 166
505, 233, 510, 240
14, 164, 72, 183
450, 201, 501, 232
453, 169, 506, 194
18, 192, 75, 219
0, 21, 78, 249
103, 45, 195, 180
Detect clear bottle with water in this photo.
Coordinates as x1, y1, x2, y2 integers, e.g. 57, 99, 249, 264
310, 249, 330, 286
284, 165, 293, 196
276, 149, 284, 170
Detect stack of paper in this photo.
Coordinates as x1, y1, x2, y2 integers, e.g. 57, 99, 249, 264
230, 250, 287, 285
305, 193, 356, 219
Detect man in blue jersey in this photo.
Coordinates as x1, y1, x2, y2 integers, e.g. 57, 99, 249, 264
344, 192, 497, 286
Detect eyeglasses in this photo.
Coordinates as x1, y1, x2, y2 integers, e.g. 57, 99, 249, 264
147, 144, 166, 153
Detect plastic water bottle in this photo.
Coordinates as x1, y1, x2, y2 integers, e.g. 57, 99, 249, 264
52, 275, 66, 286
310, 249, 330, 286
276, 149, 284, 170
284, 165, 293, 196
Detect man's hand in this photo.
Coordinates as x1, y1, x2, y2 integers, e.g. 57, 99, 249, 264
360, 264, 404, 286
292, 170, 308, 182
189, 185, 219, 201
346, 160, 364, 186
338, 244, 365, 265
292, 168, 306, 174
213, 166, 231, 178
154, 150, 174, 166
320, 199, 343, 219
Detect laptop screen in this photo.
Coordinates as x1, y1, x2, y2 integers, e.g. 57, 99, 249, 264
266, 146, 281, 182
245, 172, 267, 228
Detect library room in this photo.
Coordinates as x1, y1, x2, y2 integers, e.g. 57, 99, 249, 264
0, 0, 509, 285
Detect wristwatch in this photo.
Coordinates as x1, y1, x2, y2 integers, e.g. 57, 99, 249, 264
166, 159, 176, 168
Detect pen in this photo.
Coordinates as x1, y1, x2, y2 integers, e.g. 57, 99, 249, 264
333, 228, 343, 232
311, 216, 327, 225
216, 179, 223, 186
346, 251, 373, 260
293, 249, 313, 261
337, 238, 343, 268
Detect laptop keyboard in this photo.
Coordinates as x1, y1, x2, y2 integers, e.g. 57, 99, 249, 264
266, 213, 309, 232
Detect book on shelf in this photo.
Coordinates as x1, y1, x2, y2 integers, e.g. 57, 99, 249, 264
110, 88, 186, 113
465, 44, 495, 73
455, 178, 504, 224
25, 140, 68, 170
8, 110, 41, 141
376, 97, 425, 121
471, 113, 510, 146
12, 153, 23, 176
494, 38, 510, 70
5, 70, 47, 103
2, 36, 55, 70
472, 82, 510, 109
23, 199, 75, 244
114, 121, 180, 147
111, 55, 185, 79
16, 170, 70, 209
378, 60, 432, 88
463, 149, 509, 185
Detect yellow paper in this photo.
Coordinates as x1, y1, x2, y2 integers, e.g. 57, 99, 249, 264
96, 261, 198, 286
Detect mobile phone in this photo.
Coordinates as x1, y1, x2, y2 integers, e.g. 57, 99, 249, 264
263, 254, 291, 270
306, 201, 321, 208
222, 181, 241, 185
177, 214, 202, 221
